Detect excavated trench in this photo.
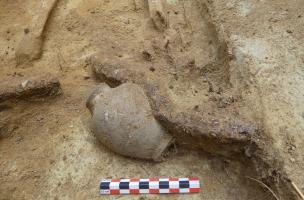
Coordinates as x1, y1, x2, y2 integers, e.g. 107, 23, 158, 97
0, 0, 302, 199
86, 0, 298, 199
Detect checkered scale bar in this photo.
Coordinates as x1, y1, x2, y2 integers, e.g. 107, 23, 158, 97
100, 178, 200, 195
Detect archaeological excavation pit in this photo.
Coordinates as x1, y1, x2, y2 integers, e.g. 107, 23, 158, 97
0, 0, 303, 199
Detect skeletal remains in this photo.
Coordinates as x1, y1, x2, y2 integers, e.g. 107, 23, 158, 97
15, 0, 58, 65
147, 0, 167, 31
15, 0, 165, 63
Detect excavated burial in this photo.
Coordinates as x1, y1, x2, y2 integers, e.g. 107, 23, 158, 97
85, 0, 260, 159
84, 0, 302, 199
0, 0, 303, 199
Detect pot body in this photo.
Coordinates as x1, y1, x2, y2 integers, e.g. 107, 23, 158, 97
87, 83, 173, 161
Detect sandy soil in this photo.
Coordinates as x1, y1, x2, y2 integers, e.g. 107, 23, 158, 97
0, 0, 303, 199
205, 0, 304, 198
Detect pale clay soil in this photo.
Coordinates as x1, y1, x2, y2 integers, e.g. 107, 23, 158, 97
0, 0, 303, 200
